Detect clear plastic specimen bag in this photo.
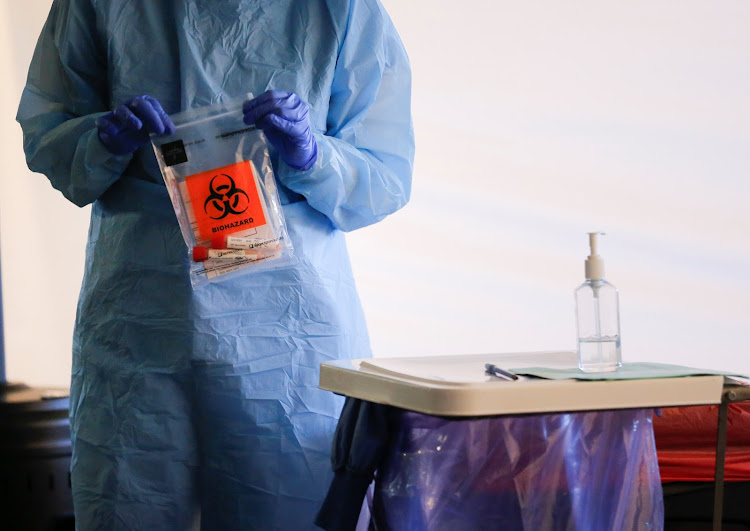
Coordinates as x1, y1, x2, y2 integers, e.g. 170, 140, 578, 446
151, 96, 296, 288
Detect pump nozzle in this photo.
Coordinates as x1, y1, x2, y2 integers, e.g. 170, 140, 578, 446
585, 232, 606, 281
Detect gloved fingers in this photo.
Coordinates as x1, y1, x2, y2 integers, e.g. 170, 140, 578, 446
139, 95, 176, 135
96, 96, 175, 155
243, 91, 316, 170
128, 96, 172, 135
258, 113, 309, 143
94, 114, 125, 138
114, 104, 143, 131
243, 91, 307, 125
242, 90, 292, 117
243, 98, 292, 126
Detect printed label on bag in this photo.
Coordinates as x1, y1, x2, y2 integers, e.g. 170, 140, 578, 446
184, 160, 267, 241
160, 139, 188, 166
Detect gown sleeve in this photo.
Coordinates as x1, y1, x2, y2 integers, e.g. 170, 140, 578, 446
278, 0, 415, 232
16, 0, 131, 208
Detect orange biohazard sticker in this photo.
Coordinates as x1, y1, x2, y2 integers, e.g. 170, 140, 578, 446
184, 160, 267, 241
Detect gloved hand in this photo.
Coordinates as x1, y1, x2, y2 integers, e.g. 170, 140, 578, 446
243, 90, 318, 171
96, 95, 176, 155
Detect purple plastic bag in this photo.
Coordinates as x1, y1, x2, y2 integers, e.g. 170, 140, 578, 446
371, 409, 663, 530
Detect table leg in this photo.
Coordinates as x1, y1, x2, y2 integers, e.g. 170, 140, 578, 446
712, 395, 729, 531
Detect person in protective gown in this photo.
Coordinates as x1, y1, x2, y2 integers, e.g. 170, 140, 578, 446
16, 0, 413, 529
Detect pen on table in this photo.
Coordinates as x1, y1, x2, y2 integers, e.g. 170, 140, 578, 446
485, 363, 519, 381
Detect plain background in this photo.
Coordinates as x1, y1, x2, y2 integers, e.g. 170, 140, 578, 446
1, 1, 748, 389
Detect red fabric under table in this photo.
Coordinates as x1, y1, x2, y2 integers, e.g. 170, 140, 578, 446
654, 402, 750, 482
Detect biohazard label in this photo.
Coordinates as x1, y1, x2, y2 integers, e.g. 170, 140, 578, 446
184, 160, 267, 241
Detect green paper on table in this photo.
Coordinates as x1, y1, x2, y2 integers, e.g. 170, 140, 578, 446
509, 362, 747, 381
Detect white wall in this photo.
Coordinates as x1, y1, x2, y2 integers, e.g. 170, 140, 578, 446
2, 1, 749, 388
1, 1, 91, 388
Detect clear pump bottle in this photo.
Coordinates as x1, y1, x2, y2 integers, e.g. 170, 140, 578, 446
575, 232, 622, 372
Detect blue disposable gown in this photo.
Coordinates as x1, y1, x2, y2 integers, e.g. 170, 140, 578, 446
16, 1, 413, 529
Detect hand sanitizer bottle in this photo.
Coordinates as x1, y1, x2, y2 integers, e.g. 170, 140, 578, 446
575, 232, 622, 372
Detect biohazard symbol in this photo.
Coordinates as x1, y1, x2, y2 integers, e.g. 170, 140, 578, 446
203, 174, 250, 220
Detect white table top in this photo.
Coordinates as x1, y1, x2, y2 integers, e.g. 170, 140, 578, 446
319, 351, 726, 416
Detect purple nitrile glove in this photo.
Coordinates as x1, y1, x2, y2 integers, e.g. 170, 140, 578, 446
96, 95, 176, 156
243, 90, 318, 171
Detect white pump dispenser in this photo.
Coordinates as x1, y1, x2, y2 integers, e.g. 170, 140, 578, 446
585, 232, 605, 281
575, 232, 622, 372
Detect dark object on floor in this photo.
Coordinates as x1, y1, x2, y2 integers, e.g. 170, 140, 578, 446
663, 481, 750, 531
1, 383, 74, 531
